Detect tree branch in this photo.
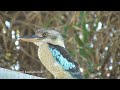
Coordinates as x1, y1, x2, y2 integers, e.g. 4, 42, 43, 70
0, 67, 45, 79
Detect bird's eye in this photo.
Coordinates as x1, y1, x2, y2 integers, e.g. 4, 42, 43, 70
43, 32, 48, 37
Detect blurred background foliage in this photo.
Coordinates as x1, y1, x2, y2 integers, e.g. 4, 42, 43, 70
0, 11, 120, 79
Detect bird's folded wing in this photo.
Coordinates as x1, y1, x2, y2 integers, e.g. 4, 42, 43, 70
48, 43, 84, 79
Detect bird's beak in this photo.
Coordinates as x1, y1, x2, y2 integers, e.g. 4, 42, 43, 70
19, 35, 42, 42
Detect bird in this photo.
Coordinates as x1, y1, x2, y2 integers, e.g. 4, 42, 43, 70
19, 29, 84, 79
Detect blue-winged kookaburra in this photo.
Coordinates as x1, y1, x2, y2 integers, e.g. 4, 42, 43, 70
19, 29, 84, 79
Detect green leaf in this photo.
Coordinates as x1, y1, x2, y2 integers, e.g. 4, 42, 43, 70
77, 11, 86, 26
63, 25, 69, 38
74, 30, 84, 47
82, 22, 89, 43
87, 60, 94, 73
79, 48, 89, 59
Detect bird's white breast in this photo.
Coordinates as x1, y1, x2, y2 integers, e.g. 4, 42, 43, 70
37, 44, 73, 79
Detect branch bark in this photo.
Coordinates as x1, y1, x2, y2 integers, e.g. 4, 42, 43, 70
0, 67, 45, 79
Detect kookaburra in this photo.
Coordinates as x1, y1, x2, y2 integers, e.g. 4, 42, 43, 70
19, 29, 84, 79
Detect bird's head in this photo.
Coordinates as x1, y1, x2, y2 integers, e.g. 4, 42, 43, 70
19, 29, 65, 47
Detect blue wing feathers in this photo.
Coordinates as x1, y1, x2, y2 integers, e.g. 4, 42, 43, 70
49, 46, 75, 70
48, 43, 84, 79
